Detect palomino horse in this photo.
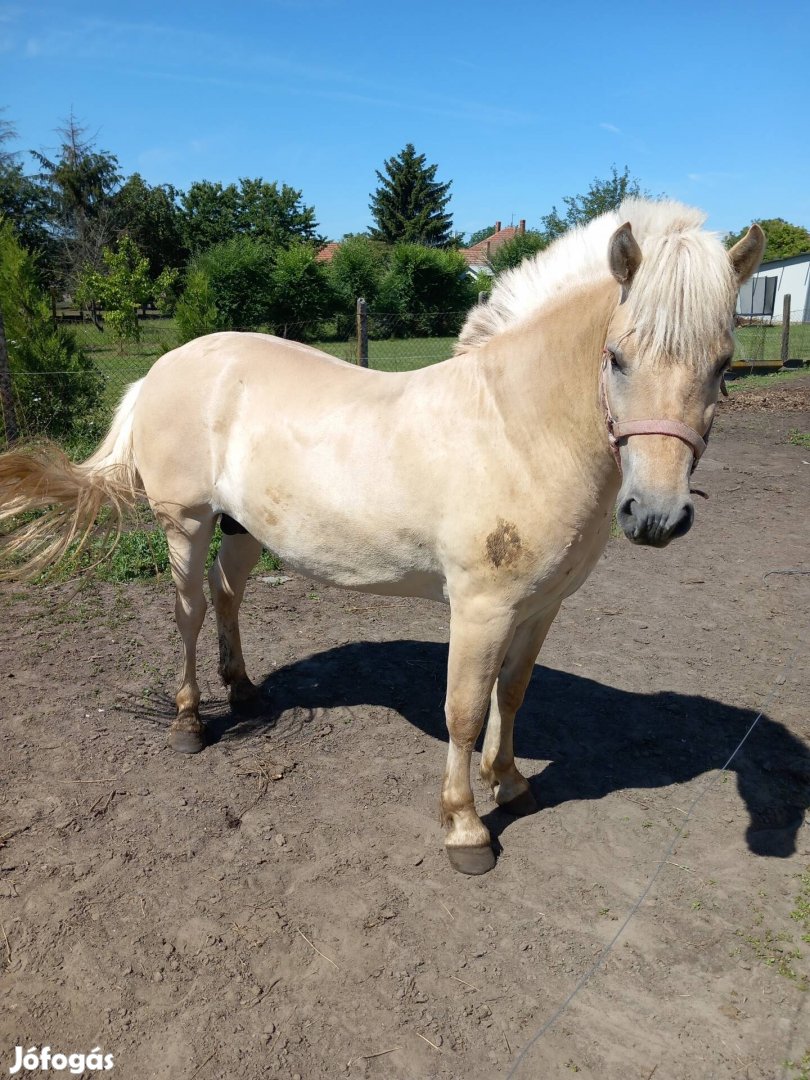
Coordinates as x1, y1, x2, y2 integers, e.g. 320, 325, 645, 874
0, 200, 763, 874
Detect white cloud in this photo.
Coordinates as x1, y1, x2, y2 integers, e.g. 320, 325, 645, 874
600, 122, 621, 134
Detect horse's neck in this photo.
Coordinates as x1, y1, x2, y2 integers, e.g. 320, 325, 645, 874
476, 278, 617, 469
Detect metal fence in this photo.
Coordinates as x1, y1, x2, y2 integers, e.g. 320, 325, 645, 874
1, 308, 471, 445
4, 300, 809, 446
733, 306, 810, 366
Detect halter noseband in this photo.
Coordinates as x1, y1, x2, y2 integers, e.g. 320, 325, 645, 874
599, 346, 712, 475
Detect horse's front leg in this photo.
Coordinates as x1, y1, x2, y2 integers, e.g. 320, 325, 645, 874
441, 602, 517, 875
480, 605, 560, 815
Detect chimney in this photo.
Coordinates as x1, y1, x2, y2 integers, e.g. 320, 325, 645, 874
518, 219, 526, 235
494, 221, 501, 234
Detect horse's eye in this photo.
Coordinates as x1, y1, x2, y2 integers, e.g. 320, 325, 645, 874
607, 347, 627, 373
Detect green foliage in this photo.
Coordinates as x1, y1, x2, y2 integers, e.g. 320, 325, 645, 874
176, 236, 335, 343
30, 112, 122, 290
0, 220, 103, 440
181, 177, 320, 255
490, 230, 548, 273
726, 218, 810, 261
111, 173, 186, 277
377, 244, 476, 335
175, 268, 221, 342
267, 243, 336, 338
327, 236, 389, 337
176, 235, 276, 341
153, 266, 181, 316
788, 428, 810, 448
541, 165, 646, 240
369, 143, 455, 247
0, 161, 53, 259
76, 237, 153, 344
237, 177, 321, 247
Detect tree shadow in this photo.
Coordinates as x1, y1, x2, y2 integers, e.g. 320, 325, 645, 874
197, 638, 809, 858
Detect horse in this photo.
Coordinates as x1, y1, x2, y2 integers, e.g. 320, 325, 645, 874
0, 199, 764, 874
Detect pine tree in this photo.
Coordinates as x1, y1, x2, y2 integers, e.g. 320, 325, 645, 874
369, 144, 455, 247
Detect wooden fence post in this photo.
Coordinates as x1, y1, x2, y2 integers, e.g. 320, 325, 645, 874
0, 301, 19, 444
356, 297, 369, 368
780, 293, 791, 367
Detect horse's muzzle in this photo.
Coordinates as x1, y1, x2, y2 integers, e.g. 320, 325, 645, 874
617, 494, 694, 547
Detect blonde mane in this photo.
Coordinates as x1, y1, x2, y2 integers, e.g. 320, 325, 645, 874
457, 198, 737, 358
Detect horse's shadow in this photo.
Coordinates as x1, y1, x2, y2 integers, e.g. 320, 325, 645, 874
201, 639, 808, 858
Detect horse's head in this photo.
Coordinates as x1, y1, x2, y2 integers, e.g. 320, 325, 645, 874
602, 218, 764, 547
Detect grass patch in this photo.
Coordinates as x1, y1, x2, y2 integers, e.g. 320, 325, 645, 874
43, 512, 282, 584
788, 428, 810, 448
726, 367, 809, 393
784, 1050, 810, 1080
735, 869, 810, 990
735, 322, 810, 363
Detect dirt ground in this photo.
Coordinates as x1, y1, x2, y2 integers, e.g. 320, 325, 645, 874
1, 379, 809, 1080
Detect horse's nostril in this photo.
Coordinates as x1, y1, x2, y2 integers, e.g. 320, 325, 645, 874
671, 501, 694, 539
618, 496, 636, 520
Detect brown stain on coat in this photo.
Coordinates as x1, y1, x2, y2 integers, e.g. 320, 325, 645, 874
485, 519, 523, 569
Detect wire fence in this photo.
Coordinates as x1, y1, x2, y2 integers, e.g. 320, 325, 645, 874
1, 309, 471, 446
734, 307, 810, 366
3, 303, 810, 447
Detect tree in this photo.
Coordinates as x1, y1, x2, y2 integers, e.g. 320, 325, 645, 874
541, 165, 646, 241
31, 112, 121, 290
237, 178, 321, 247
369, 143, 455, 247
76, 236, 154, 345
180, 177, 320, 255
490, 231, 548, 273
725, 218, 809, 261
180, 180, 241, 254
112, 174, 186, 278
0, 162, 53, 257
0, 220, 102, 440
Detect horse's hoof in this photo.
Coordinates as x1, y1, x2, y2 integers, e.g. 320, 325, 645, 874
499, 788, 538, 817
446, 844, 496, 876
168, 726, 206, 754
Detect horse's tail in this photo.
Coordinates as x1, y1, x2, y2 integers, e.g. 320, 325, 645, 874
0, 379, 145, 580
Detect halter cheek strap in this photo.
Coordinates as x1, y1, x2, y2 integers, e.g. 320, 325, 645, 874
599, 349, 712, 474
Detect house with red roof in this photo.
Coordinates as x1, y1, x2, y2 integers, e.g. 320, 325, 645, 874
462, 220, 526, 273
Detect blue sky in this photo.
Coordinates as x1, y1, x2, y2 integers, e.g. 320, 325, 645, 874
2, 0, 808, 242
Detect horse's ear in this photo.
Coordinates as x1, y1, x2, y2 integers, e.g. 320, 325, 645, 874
728, 224, 765, 285
608, 222, 642, 294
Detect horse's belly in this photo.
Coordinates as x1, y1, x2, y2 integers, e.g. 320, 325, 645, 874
243, 510, 448, 603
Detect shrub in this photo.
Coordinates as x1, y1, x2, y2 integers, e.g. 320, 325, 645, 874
266, 242, 336, 340
377, 244, 476, 336
327, 236, 388, 338
175, 235, 276, 343
490, 231, 548, 273
0, 221, 103, 442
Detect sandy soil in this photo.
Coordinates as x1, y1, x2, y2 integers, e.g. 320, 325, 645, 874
1, 379, 809, 1080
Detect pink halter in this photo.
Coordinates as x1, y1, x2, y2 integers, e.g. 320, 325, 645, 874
599, 348, 711, 475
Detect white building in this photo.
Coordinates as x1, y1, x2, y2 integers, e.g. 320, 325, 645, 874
737, 252, 810, 323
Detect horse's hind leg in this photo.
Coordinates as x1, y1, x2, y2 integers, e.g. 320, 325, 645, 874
480, 604, 560, 815
161, 511, 216, 754
208, 529, 262, 704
